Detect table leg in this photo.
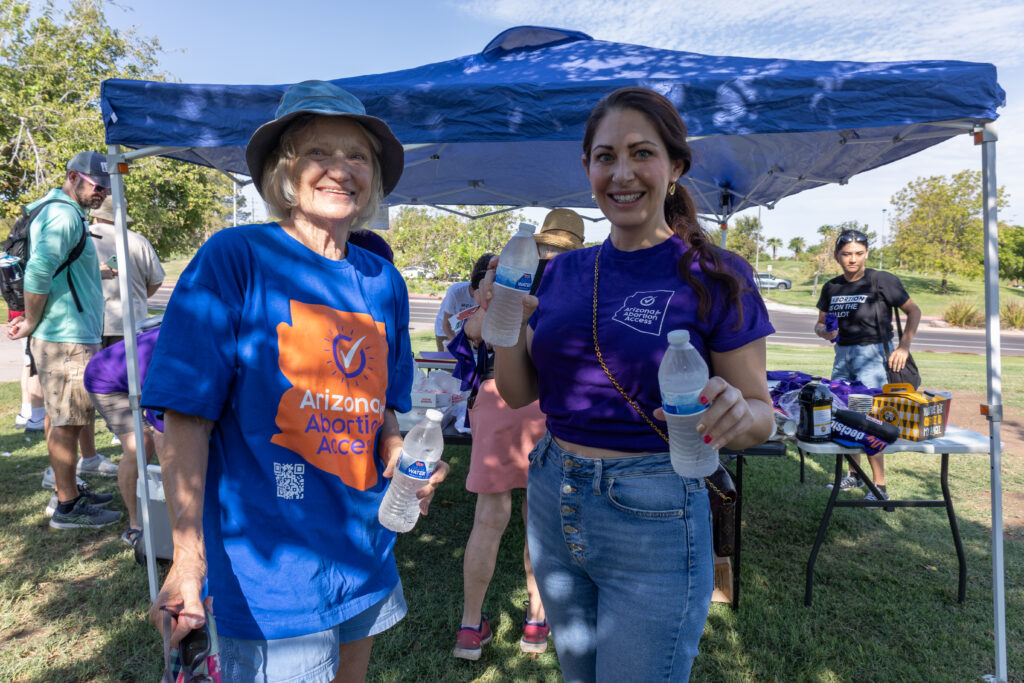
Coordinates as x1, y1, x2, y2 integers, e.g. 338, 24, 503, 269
731, 455, 743, 610
940, 453, 967, 602
805, 454, 844, 606
799, 447, 805, 483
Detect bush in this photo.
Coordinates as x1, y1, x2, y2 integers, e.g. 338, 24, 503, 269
1002, 300, 1024, 329
943, 298, 985, 328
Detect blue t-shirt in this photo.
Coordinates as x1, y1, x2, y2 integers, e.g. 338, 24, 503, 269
529, 235, 774, 452
142, 224, 413, 639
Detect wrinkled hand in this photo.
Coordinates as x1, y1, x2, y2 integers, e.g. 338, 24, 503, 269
653, 376, 753, 450
149, 557, 208, 648
382, 442, 450, 516
477, 255, 537, 322
888, 346, 910, 372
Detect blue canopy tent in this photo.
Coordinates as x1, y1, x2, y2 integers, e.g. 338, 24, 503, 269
99, 26, 1009, 679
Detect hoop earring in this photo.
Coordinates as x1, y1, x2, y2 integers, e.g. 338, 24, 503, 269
668, 181, 677, 196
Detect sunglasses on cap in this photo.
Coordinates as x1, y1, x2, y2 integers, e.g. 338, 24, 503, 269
76, 171, 110, 192
835, 230, 869, 250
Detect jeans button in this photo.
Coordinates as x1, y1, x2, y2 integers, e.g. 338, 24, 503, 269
563, 525, 578, 533
561, 505, 573, 514
561, 484, 574, 494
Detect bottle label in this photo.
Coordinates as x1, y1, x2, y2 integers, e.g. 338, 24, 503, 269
662, 391, 705, 416
399, 455, 435, 480
812, 406, 830, 437
495, 264, 533, 292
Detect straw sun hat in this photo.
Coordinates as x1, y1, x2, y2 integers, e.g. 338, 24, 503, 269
534, 208, 584, 252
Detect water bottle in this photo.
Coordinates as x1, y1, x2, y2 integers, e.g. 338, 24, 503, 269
797, 378, 834, 442
482, 223, 539, 347
658, 329, 718, 478
378, 409, 445, 532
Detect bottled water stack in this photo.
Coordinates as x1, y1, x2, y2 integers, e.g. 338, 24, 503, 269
378, 409, 445, 532
482, 223, 539, 347
658, 329, 718, 478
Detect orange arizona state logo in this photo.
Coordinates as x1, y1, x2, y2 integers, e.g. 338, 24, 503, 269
271, 301, 388, 490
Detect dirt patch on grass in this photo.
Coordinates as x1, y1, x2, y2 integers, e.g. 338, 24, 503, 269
947, 390, 1024, 542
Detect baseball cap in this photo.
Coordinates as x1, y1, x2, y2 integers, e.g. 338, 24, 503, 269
67, 151, 111, 189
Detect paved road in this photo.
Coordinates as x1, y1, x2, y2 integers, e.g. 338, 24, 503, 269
149, 282, 1024, 356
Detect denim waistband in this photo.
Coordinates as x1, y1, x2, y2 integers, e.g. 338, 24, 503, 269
533, 432, 706, 494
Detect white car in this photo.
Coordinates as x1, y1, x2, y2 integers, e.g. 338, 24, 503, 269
756, 273, 792, 290
401, 265, 429, 279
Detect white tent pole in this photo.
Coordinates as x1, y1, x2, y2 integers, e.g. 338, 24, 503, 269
106, 144, 159, 602
977, 123, 1007, 683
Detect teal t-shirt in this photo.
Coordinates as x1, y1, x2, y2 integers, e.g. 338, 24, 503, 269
23, 189, 103, 343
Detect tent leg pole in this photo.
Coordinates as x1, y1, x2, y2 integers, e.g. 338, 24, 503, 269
978, 124, 1006, 683
107, 144, 160, 604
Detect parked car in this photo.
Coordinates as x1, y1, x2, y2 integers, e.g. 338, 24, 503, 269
756, 273, 791, 290
401, 265, 433, 279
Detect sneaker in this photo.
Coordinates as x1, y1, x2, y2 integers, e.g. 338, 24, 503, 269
14, 412, 27, 428
23, 415, 45, 432
453, 616, 493, 661
49, 497, 121, 530
45, 485, 115, 517
864, 485, 895, 511
110, 434, 121, 445
76, 454, 119, 477
827, 473, 862, 491
520, 614, 550, 654
41, 467, 87, 490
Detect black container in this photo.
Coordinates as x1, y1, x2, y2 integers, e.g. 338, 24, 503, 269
832, 408, 901, 443
797, 378, 834, 442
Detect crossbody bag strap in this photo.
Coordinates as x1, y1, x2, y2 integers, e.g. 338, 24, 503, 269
868, 270, 894, 357
590, 246, 727, 501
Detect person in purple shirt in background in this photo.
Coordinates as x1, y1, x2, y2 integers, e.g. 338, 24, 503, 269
483, 87, 775, 682
83, 324, 163, 547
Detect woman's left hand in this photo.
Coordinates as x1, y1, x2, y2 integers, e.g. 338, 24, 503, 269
653, 376, 753, 451
382, 442, 450, 516
887, 346, 910, 372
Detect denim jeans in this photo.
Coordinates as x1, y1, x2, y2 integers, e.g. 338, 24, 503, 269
526, 433, 713, 682
832, 341, 890, 389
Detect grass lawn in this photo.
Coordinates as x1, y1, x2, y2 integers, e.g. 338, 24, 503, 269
0, 345, 1020, 681
756, 258, 1024, 319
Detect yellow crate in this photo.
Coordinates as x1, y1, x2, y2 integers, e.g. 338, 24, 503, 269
872, 383, 951, 441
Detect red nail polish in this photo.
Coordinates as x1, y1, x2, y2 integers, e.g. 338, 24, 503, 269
703, 435, 712, 444
699, 396, 709, 405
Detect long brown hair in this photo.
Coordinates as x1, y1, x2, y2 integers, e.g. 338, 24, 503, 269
582, 87, 751, 322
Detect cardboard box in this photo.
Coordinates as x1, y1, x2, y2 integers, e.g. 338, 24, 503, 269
136, 464, 174, 560
711, 555, 733, 604
872, 383, 951, 441
410, 391, 452, 409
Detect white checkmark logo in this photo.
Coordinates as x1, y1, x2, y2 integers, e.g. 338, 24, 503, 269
338, 335, 366, 370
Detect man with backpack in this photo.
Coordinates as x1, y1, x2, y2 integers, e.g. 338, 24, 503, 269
7, 151, 120, 530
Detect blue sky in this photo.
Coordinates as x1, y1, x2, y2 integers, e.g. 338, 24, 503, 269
100, 0, 1022, 250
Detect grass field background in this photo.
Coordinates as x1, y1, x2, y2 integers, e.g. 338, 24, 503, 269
0, 338, 1020, 681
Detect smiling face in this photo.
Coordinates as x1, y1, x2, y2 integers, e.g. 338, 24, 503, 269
583, 107, 684, 241
289, 117, 375, 227
835, 241, 869, 280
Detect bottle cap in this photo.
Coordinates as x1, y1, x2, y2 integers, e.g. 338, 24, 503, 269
517, 222, 537, 235
425, 408, 444, 422
666, 329, 690, 346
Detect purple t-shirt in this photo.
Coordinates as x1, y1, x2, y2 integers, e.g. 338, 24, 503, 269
83, 327, 161, 395
529, 235, 775, 452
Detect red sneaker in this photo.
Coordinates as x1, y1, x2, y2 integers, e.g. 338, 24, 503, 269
520, 616, 549, 654
452, 616, 492, 661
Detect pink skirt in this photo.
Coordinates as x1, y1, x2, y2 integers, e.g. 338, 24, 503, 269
465, 379, 546, 494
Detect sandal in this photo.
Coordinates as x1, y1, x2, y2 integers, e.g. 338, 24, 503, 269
120, 528, 142, 548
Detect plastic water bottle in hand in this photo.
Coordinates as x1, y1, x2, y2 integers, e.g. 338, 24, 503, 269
659, 329, 718, 478
378, 409, 445, 533
482, 223, 539, 347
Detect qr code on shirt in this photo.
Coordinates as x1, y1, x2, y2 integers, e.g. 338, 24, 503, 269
274, 463, 305, 500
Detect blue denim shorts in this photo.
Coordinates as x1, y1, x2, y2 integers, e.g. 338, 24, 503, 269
526, 433, 714, 682
832, 342, 890, 389
217, 582, 406, 683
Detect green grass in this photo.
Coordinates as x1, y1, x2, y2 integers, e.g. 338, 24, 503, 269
0, 347, 1021, 681
757, 259, 1024, 318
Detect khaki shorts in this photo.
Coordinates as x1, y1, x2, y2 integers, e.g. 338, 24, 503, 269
89, 391, 134, 435
30, 339, 101, 427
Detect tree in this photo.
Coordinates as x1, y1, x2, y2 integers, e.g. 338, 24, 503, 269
890, 170, 1008, 293
765, 237, 782, 260
788, 236, 806, 256
388, 206, 523, 280
999, 224, 1024, 285
725, 215, 763, 264
0, 0, 231, 256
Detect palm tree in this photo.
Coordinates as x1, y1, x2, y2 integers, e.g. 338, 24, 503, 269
766, 237, 783, 260
788, 236, 806, 255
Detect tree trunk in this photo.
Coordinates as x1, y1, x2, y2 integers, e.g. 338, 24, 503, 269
941, 276, 948, 294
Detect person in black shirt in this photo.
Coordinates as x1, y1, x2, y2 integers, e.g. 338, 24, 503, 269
814, 228, 921, 500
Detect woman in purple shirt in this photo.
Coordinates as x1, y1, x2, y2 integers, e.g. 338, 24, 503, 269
490, 88, 775, 681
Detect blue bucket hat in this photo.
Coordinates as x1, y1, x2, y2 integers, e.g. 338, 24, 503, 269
245, 80, 404, 198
